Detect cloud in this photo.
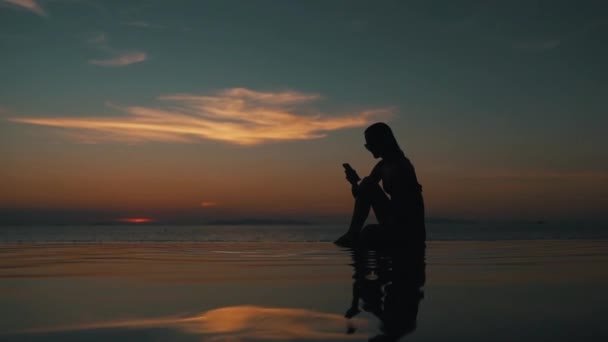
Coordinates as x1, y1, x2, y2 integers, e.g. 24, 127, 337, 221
125, 21, 166, 29
86, 32, 147, 67
89, 51, 147, 67
512, 21, 606, 53
9, 88, 392, 145
201, 201, 218, 208
87, 32, 107, 45
3, 0, 46, 16
23, 305, 370, 340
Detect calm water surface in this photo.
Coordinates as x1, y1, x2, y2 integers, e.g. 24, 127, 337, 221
1, 239, 607, 341
1, 222, 607, 242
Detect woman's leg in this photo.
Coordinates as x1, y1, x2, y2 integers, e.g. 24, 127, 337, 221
335, 178, 390, 246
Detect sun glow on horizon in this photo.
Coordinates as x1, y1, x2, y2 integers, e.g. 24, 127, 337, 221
116, 217, 153, 224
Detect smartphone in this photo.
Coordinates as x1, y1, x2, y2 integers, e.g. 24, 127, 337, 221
342, 163, 360, 181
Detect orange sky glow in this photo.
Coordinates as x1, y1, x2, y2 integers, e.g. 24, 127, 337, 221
116, 218, 154, 224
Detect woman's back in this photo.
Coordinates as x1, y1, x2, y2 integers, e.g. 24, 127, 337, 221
380, 154, 426, 243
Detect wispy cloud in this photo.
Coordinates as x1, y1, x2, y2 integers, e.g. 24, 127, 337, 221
3, 0, 46, 16
86, 32, 147, 67
87, 32, 107, 45
9, 88, 392, 145
513, 21, 606, 52
89, 51, 147, 67
125, 21, 166, 29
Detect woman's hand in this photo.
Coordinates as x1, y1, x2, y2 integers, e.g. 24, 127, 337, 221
345, 167, 361, 185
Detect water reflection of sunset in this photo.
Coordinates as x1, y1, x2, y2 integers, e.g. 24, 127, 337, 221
26, 306, 369, 340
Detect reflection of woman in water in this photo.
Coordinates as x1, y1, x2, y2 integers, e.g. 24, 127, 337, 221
335, 122, 425, 248
345, 248, 425, 341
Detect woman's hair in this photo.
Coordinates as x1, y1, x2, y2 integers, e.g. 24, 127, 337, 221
364, 122, 402, 154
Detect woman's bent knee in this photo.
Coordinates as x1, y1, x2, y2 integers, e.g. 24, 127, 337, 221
358, 177, 382, 196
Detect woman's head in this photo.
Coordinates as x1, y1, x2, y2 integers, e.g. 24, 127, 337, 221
364, 122, 401, 159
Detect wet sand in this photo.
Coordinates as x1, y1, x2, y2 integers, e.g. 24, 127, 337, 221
1, 241, 608, 341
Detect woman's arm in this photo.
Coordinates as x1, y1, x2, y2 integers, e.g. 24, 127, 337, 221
350, 161, 384, 198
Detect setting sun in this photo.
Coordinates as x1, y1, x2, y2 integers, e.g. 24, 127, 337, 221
117, 217, 154, 224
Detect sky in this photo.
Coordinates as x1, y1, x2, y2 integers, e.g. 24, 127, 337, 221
1, 0, 607, 224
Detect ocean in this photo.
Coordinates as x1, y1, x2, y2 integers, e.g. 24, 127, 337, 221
1, 222, 607, 341
1, 221, 607, 242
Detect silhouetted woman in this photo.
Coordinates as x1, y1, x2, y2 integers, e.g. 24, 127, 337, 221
335, 122, 425, 249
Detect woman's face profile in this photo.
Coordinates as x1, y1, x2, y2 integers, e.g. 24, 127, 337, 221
364, 135, 381, 159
